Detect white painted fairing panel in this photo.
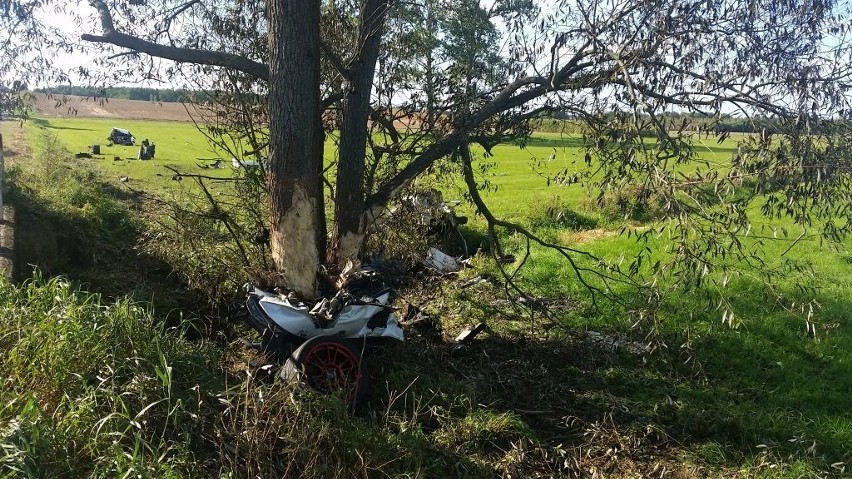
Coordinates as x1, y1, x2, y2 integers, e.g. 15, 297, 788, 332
256, 292, 404, 341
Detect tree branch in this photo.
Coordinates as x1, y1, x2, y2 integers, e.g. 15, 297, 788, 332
88, 0, 114, 32
80, 31, 268, 81
82, 0, 268, 80
366, 129, 465, 209
320, 40, 351, 81
457, 141, 635, 308
367, 57, 599, 210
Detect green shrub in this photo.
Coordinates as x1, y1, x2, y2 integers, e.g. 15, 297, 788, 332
527, 196, 598, 230
584, 184, 669, 224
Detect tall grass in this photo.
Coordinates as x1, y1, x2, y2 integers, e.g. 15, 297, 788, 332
0, 276, 553, 478
0, 274, 221, 477
12, 132, 138, 245
11, 117, 851, 477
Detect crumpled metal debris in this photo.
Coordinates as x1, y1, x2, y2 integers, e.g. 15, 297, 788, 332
586, 331, 652, 355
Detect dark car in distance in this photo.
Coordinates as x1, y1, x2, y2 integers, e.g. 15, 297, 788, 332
108, 127, 135, 146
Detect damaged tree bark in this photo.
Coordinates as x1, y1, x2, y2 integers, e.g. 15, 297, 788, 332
329, 0, 388, 266
267, 0, 324, 297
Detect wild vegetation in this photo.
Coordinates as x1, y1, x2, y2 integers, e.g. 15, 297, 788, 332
3, 0, 852, 476
0, 116, 849, 477
7, 0, 852, 301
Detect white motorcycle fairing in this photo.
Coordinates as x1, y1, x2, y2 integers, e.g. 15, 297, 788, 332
253, 289, 405, 342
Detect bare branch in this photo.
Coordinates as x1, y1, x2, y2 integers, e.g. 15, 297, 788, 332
320, 40, 351, 81
82, 0, 268, 80
457, 141, 638, 308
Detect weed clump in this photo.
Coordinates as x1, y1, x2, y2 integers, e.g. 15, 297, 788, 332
0, 277, 535, 479
7, 132, 142, 293
586, 184, 669, 224
527, 196, 599, 230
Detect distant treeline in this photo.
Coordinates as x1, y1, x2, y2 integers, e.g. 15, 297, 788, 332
534, 113, 785, 135
35, 86, 191, 103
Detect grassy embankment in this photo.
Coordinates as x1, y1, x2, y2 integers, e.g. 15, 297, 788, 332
0, 116, 849, 477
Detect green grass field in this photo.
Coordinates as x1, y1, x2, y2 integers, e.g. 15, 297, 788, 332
6, 116, 851, 477
27, 117, 236, 195
25, 116, 739, 219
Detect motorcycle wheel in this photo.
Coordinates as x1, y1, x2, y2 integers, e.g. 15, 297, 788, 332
280, 337, 367, 410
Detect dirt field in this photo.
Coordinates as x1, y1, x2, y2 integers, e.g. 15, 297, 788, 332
32, 93, 196, 121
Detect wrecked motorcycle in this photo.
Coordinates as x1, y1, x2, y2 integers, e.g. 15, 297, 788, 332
238, 266, 404, 407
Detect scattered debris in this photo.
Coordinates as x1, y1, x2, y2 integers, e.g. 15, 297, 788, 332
460, 274, 497, 289
197, 158, 224, 169
374, 188, 470, 255
449, 322, 488, 356
454, 322, 486, 344
497, 254, 516, 265
91, 144, 100, 155
424, 247, 462, 273
406, 189, 470, 255
399, 304, 442, 339
171, 174, 182, 181
308, 294, 345, 326
232, 157, 262, 168
137, 139, 156, 160
119, 176, 129, 183
401, 189, 468, 235
246, 355, 277, 380
586, 331, 651, 355
74, 152, 92, 159
490, 295, 578, 312
621, 340, 653, 355
586, 331, 618, 351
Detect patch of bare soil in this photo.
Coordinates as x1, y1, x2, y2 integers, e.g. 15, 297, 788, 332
561, 228, 618, 244
32, 93, 197, 121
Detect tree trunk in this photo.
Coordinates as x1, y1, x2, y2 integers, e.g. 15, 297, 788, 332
424, 2, 436, 130
267, 0, 324, 298
329, 0, 388, 266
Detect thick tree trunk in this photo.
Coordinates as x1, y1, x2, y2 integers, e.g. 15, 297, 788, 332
329, 0, 388, 266
267, 0, 324, 298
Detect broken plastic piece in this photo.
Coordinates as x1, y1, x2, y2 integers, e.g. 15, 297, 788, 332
425, 247, 462, 273
454, 322, 486, 344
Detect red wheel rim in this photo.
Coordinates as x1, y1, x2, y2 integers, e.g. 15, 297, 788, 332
301, 342, 362, 402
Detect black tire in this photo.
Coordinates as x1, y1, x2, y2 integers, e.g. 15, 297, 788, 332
281, 336, 367, 409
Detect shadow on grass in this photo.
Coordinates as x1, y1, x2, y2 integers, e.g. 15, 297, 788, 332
30, 118, 96, 131
367, 286, 851, 475
523, 135, 586, 149
7, 179, 209, 330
